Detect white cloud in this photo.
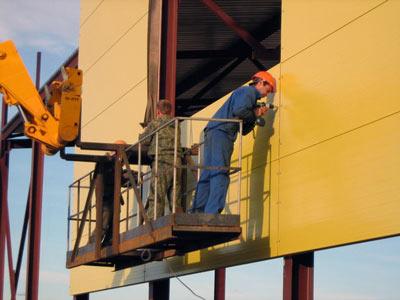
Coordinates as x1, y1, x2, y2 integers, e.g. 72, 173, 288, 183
0, 0, 80, 54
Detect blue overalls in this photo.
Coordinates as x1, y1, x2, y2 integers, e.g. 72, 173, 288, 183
191, 86, 261, 213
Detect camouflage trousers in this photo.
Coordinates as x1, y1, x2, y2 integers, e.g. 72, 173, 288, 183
146, 156, 182, 220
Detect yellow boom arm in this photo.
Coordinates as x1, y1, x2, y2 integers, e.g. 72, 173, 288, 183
0, 40, 82, 155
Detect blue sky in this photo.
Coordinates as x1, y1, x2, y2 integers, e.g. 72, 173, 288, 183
1, 1, 399, 299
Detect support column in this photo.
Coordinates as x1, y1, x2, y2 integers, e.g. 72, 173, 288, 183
149, 279, 170, 300
25, 52, 45, 300
0, 88, 9, 300
164, 0, 178, 116
283, 252, 314, 300
73, 294, 89, 300
0, 151, 9, 300
214, 268, 226, 300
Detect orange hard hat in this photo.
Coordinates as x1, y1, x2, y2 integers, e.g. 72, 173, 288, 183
251, 71, 276, 93
114, 139, 126, 145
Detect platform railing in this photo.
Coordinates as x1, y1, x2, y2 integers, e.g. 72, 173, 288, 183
123, 116, 243, 221
67, 117, 243, 259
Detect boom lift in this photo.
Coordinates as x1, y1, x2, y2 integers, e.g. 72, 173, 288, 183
0, 40, 82, 155
0, 39, 241, 270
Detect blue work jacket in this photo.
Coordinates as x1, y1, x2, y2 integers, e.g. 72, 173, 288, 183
206, 86, 261, 140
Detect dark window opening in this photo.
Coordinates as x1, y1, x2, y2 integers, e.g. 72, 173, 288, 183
175, 0, 282, 116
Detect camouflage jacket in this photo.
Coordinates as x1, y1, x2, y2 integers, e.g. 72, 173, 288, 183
139, 115, 182, 157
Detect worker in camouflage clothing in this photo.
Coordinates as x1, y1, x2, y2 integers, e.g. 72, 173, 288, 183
140, 99, 182, 220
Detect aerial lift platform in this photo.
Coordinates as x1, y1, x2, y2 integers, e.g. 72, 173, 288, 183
64, 117, 243, 270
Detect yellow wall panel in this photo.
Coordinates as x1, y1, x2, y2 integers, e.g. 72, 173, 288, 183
79, 0, 148, 71
80, 0, 103, 27
71, 63, 281, 293
281, 0, 384, 60
280, 0, 400, 156
277, 112, 400, 255
71, 0, 400, 294
80, 15, 148, 142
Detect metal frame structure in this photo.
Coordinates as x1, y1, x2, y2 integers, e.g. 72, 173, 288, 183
2, 1, 316, 299
0, 50, 78, 300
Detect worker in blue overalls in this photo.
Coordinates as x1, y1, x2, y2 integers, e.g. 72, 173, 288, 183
190, 71, 276, 214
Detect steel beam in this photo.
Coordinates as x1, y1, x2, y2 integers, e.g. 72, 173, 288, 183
214, 268, 226, 300
149, 279, 170, 300
200, 0, 270, 59
283, 253, 314, 300
25, 52, 45, 300
175, 14, 280, 99
73, 293, 89, 300
177, 48, 280, 60
0, 95, 10, 300
15, 192, 29, 289
164, 0, 179, 116
0, 155, 9, 300
192, 57, 246, 100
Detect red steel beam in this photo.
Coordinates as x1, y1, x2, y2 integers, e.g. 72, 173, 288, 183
15, 192, 30, 290
149, 279, 170, 300
25, 52, 45, 300
283, 253, 314, 300
165, 0, 179, 116
214, 268, 226, 300
73, 294, 89, 300
200, 0, 270, 59
0, 97, 10, 300
4, 194, 16, 300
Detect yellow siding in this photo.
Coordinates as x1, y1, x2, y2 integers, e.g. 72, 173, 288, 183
281, 0, 384, 60
71, 0, 400, 294
79, 1, 148, 142
278, 0, 400, 254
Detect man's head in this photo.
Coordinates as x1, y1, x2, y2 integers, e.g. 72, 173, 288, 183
156, 99, 172, 117
250, 71, 276, 97
114, 139, 126, 145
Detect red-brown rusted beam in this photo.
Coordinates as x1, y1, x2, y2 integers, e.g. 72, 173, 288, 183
15, 191, 29, 290
165, 0, 179, 116
25, 52, 45, 300
214, 268, 226, 300
283, 253, 314, 300
0, 159, 9, 300
4, 197, 16, 300
149, 279, 170, 300
0, 96, 9, 300
200, 0, 270, 59
73, 293, 89, 300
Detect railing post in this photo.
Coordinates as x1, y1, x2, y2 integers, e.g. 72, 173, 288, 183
94, 164, 103, 258
154, 132, 159, 220
172, 118, 178, 213
112, 149, 122, 255
237, 120, 243, 215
